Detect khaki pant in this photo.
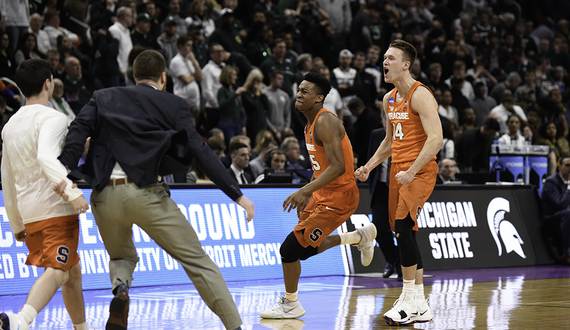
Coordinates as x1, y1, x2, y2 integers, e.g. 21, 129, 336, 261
91, 182, 241, 330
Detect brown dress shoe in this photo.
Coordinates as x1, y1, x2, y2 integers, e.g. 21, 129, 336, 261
106, 291, 129, 330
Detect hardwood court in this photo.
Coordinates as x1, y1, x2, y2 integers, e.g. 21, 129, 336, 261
1, 265, 568, 329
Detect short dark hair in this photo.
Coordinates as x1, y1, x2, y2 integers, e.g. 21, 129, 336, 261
230, 142, 248, 155
389, 39, 417, 69
483, 117, 500, 131
177, 35, 192, 47
15, 59, 52, 98
133, 50, 165, 81
347, 97, 365, 111
302, 72, 330, 99
270, 69, 283, 80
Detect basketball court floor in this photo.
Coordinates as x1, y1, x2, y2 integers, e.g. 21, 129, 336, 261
2, 265, 569, 329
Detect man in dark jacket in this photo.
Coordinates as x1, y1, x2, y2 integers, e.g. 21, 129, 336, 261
540, 155, 570, 265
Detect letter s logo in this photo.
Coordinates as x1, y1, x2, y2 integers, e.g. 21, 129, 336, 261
56, 246, 70, 264
309, 228, 323, 242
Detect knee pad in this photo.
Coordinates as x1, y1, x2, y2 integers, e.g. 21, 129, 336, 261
280, 231, 318, 263
395, 215, 418, 267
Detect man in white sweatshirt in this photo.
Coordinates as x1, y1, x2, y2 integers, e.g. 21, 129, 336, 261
0, 59, 89, 330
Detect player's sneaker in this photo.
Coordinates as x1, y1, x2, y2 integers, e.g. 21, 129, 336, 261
260, 318, 306, 330
410, 297, 432, 323
0, 312, 30, 330
354, 222, 377, 266
383, 291, 418, 326
260, 295, 306, 319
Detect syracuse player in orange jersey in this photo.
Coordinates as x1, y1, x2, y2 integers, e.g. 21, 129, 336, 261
260, 72, 377, 320
355, 40, 443, 326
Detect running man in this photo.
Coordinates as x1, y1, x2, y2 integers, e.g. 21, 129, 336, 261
260, 72, 377, 319
0, 59, 90, 330
355, 40, 443, 325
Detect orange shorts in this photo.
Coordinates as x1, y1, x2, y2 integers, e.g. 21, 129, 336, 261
25, 215, 80, 271
388, 160, 437, 231
294, 183, 359, 248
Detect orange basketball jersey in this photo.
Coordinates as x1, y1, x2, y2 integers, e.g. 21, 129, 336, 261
386, 81, 437, 164
304, 108, 355, 189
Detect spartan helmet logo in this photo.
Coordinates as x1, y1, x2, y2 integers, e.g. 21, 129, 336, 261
486, 197, 527, 259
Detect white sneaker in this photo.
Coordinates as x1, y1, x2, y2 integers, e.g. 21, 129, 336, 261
354, 222, 377, 266
259, 318, 306, 329
260, 295, 306, 319
0, 312, 30, 330
383, 291, 418, 326
410, 297, 432, 323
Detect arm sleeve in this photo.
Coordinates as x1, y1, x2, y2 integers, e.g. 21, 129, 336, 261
201, 69, 216, 105
37, 115, 83, 201
169, 57, 186, 80
542, 180, 570, 212
1, 144, 25, 233
174, 101, 242, 201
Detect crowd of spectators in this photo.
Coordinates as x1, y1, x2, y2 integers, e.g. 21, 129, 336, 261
1, 0, 570, 184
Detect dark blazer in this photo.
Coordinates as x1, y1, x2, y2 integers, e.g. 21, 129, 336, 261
59, 84, 242, 200
541, 173, 570, 216
367, 128, 386, 198
227, 167, 253, 184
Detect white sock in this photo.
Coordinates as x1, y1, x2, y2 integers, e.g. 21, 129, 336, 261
285, 291, 298, 302
339, 231, 361, 245
18, 304, 37, 325
415, 283, 425, 300
73, 323, 88, 330
402, 279, 415, 301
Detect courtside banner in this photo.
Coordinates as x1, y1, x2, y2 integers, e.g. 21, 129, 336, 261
416, 186, 536, 270
0, 187, 349, 295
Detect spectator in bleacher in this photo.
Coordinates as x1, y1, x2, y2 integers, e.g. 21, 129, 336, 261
242, 69, 269, 142
490, 71, 521, 103
221, 48, 252, 87
109, 6, 134, 82
161, 0, 187, 36
302, 20, 343, 71
504, 47, 538, 82
318, 65, 343, 119
456, 117, 500, 172
365, 45, 382, 93
186, 136, 227, 183
540, 155, 570, 266
538, 96, 569, 139
157, 17, 179, 78
227, 142, 253, 184
514, 70, 541, 103
88, 0, 117, 29
264, 70, 291, 141
254, 148, 289, 184
0, 31, 17, 80
470, 81, 496, 126
170, 35, 203, 110
439, 88, 459, 127
440, 119, 456, 160
482, 33, 510, 72
498, 114, 526, 146
282, 136, 311, 183
551, 65, 567, 93
249, 137, 278, 180
549, 36, 570, 70
63, 56, 93, 115
314, 0, 351, 48
1, 0, 29, 54
352, 51, 378, 110
217, 65, 246, 146
14, 32, 45, 66
348, 3, 374, 53
43, 9, 79, 52
527, 108, 542, 145
260, 38, 295, 97
142, 1, 161, 39
445, 61, 475, 100
28, 13, 50, 55
131, 13, 160, 51
186, 0, 216, 39
46, 49, 64, 80
455, 107, 477, 140
244, 21, 272, 67
436, 158, 466, 184
428, 62, 446, 91
490, 89, 527, 134
209, 8, 244, 53
187, 22, 209, 68
48, 78, 76, 125
331, 48, 362, 129
449, 76, 471, 123
537, 121, 570, 173
202, 43, 225, 131
410, 58, 430, 87
347, 97, 381, 167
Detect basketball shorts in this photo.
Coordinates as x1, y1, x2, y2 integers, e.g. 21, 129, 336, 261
294, 182, 359, 248
388, 160, 437, 231
25, 215, 80, 271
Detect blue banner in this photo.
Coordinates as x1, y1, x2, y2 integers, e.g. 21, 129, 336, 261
0, 187, 349, 295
